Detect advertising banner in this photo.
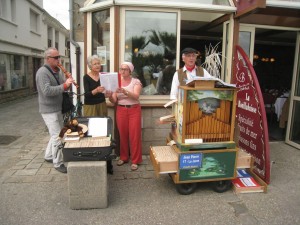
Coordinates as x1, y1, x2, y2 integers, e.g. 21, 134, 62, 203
232, 45, 270, 184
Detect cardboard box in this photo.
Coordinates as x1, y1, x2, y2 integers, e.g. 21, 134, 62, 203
236, 149, 253, 168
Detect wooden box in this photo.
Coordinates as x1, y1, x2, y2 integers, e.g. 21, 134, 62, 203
150, 146, 178, 177
173, 85, 237, 145
236, 149, 253, 168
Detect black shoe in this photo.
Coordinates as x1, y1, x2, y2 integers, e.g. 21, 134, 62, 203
44, 159, 53, 163
55, 164, 67, 173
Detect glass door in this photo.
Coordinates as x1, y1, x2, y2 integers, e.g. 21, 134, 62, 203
286, 32, 300, 149
239, 25, 255, 63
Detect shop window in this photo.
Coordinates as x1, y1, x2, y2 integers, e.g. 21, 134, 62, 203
92, 9, 111, 72
11, 55, 26, 89
0, 54, 28, 91
124, 10, 177, 95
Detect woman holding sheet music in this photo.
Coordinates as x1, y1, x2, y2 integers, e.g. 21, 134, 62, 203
83, 55, 112, 116
83, 55, 113, 174
109, 62, 143, 171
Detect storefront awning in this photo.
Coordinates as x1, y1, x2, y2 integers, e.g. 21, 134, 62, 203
80, 0, 236, 13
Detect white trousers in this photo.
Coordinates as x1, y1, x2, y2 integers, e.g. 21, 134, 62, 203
41, 112, 64, 168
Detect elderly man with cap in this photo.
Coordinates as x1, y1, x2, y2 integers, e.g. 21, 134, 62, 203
170, 47, 212, 99
109, 62, 143, 171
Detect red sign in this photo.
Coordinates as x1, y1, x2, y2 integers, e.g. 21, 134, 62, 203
232, 45, 270, 184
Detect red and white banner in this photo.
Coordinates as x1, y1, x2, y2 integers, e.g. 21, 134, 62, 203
232, 45, 270, 184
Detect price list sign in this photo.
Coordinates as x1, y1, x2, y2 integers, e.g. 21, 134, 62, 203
179, 153, 202, 170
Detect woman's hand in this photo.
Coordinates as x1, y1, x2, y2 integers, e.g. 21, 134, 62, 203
97, 86, 105, 93
105, 90, 112, 98
116, 88, 128, 95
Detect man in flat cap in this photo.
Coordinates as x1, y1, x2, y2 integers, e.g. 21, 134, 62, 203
170, 47, 212, 99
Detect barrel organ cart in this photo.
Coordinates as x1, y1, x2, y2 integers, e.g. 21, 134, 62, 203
150, 79, 242, 194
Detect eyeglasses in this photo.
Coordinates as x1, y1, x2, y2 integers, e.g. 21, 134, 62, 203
48, 56, 61, 59
119, 68, 130, 72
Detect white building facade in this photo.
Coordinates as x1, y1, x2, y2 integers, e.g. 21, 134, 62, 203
0, 0, 70, 103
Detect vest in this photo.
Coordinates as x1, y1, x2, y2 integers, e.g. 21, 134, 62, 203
178, 66, 204, 85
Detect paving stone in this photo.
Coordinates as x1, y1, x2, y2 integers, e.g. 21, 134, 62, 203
3, 176, 22, 183
11, 165, 26, 170
145, 164, 154, 171
14, 169, 38, 176
139, 171, 156, 179
125, 172, 140, 179
52, 175, 68, 182
20, 176, 38, 183
113, 164, 130, 172
4, 169, 17, 176
41, 163, 53, 168
16, 160, 32, 165
22, 153, 39, 159
26, 163, 42, 169
35, 175, 53, 182
36, 167, 51, 175
32, 158, 45, 163
110, 173, 125, 180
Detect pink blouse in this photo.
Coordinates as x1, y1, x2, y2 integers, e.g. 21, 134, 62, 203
117, 78, 142, 105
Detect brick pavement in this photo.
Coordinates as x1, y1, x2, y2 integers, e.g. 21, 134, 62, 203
0, 95, 156, 185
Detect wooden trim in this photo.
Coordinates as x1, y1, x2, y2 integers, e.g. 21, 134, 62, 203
84, 13, 87, 74
114, 6, 120, 71
230, 18, 240, 83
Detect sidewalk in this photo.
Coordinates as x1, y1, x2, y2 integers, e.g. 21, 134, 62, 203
0, 95, 300, 225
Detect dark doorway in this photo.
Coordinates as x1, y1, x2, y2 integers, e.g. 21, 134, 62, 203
253, 29, 297, 141
33, 58, 41, 92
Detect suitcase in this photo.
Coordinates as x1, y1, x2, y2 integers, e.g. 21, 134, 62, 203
62, 116, 117, 162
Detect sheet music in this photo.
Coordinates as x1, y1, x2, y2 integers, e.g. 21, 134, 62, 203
99, 72, 119, 92
87, 118, 108, 137
186, 76, 236, 88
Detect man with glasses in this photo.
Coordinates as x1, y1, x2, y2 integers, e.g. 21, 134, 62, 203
36, 47, 74, 173
170, 48, 212, 100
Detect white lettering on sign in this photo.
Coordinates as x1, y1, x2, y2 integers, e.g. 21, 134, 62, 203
238, 100, 257, 113
237, 114, 254, 127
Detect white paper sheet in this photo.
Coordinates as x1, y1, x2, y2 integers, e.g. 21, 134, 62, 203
99, 72, 119, 92
87, 118, 108, 137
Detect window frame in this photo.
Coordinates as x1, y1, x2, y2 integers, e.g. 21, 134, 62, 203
119, 6, 181, 105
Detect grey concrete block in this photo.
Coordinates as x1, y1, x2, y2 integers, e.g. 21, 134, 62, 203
68, 161, 108, 209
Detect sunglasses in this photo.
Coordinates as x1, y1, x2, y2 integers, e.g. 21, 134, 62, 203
48, 56, 61, 59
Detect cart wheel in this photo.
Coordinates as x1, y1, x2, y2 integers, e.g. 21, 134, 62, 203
175, 183, 197, 195
212, 180, 231, 193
